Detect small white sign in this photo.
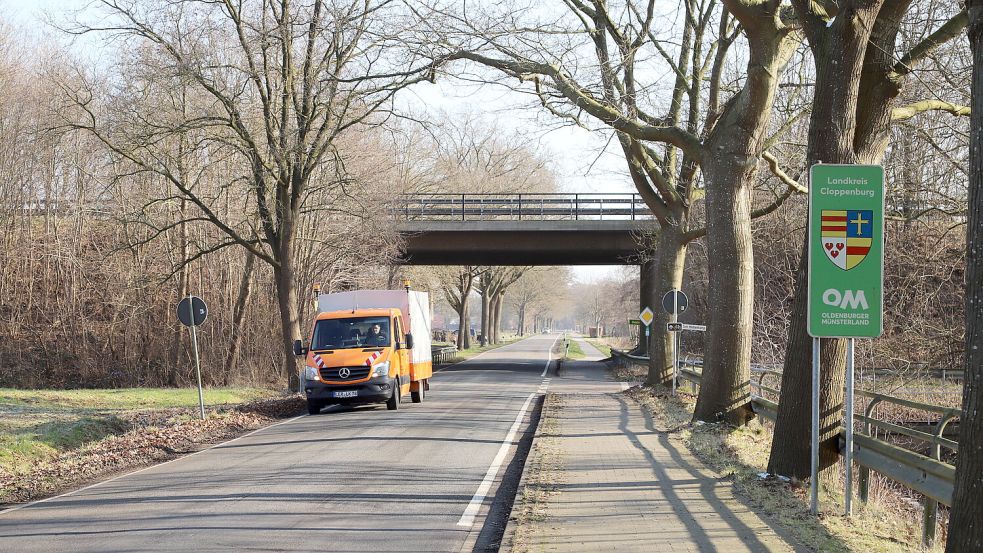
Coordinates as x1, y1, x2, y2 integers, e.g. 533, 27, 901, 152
639, 307, 655, 326
681, 324, 706, 332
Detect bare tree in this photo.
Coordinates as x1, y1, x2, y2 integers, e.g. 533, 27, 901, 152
60, 0, 435, 385
509, 269, 554, 335
428, 0, 808, 423
769, 1, 971, 480
476, 267, 527, 344
439, 265, 484, 349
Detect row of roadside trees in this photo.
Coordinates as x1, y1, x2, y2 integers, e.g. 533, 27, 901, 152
1, 0, 980, 546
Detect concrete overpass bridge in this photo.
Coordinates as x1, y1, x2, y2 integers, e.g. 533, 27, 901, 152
396, 193, 661, 353
395, 193, 657, 265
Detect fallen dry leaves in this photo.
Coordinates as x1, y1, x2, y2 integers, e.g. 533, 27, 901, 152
0, 396, 304, 507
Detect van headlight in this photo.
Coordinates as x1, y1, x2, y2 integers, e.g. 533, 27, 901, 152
372, 361, 390, 377
304, 366, 320, 381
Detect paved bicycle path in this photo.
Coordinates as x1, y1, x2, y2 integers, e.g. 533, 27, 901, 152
511, 339, 802, 552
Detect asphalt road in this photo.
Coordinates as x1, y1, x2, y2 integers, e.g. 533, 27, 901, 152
0, 334, 561, 553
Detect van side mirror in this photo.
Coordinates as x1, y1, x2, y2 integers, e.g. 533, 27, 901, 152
405, 333, 414, 350
293, 339, 308, 356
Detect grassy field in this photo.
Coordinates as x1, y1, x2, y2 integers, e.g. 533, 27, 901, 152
0, 387, 274, 475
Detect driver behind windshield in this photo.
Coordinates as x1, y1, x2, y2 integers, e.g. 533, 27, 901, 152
311, 317, 390, 350
364, 322, 388, 346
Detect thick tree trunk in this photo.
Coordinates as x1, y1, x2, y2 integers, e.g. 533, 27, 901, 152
767, 239, 848, 478
222, 250, 255, 384
692, 23, 795, 424
645, 226, 687, 387
695, 159, 755, 424
456, 303, 467, 350
480, 290, 490, 345
273, 245, 302, 390
946, 4, 983, 550
635, 258, 655, 356
492, 293, 503, 344
767, 13, 877, 478
462, 302, 472, 350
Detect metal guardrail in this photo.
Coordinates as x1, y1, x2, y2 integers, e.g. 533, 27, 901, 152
431, 345, 458, 365
610, 350, 957, 547
399, 193, 652, 221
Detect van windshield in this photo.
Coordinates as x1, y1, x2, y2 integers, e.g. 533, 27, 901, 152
312, 316, 391, 350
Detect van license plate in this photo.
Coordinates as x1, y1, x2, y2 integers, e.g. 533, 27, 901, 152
333, 391, 357, 398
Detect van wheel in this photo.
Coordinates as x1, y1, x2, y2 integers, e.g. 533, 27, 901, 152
411, 381, 424, 403
306, 400, 321, 415
386, 379, 400, 411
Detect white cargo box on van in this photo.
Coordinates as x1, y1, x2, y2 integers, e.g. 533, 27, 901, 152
317, 290, 432, 364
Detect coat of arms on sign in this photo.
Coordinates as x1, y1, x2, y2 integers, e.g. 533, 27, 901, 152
821, 210, 872, 270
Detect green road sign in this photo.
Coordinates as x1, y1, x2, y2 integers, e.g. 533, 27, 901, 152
628, 319, 641, 326
808, 164, 885, 338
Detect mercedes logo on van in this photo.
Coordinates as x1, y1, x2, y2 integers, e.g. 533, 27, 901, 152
338, 367, 351, 378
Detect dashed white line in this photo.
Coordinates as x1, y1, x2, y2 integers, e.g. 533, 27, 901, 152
541, 334, 563, 377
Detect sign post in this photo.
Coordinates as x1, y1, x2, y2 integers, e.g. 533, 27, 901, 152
177, 295, 208, 420
661, 289, 688, 395
807, 164, 884, 516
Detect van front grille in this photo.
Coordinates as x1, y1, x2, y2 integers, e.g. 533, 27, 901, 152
319, 366, 371, 381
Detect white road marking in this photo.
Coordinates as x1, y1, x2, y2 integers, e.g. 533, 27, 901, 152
0, 413, 308, 516
458, 336, 560, 527
457, 391, 536, 527
541, 335, 562, 377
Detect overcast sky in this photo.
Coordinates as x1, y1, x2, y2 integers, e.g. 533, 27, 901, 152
2, 0, 631, 282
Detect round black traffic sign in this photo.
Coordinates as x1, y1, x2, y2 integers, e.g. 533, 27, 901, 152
177, 296, 208, 327
661, 289, 688, 315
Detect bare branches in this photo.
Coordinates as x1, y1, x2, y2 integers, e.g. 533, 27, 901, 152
761, 151, 807, 194
893, 8, 969, 79
446, 51, 705, 162
892, 100, 971, 122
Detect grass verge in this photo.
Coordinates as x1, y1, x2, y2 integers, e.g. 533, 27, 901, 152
585, 339, 613, 357
0, 389, 302, 507
437, 336, 523, 365
0, 387, 273, 475
562, 338, 586, 360
625, 386, 945, 552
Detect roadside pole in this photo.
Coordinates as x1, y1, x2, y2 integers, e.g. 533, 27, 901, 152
672, 305, 678, 396
638, 306, 655, 380
188, 299, 205, 421
177, 295, 208, 421
660, 289, 688, 395
810, 337, 820, 515
845, 338, 855, 515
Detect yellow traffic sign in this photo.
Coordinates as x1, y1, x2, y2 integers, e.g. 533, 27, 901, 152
639, 307, 655, 326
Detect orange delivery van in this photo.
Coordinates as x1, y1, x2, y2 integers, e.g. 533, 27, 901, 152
292, 288, 433, 415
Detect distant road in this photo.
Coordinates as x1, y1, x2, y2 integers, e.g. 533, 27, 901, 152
0, 335, 561, 552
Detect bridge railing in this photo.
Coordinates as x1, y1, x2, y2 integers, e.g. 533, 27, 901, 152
610, 350, 956, 547
399, 193, 653, 221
